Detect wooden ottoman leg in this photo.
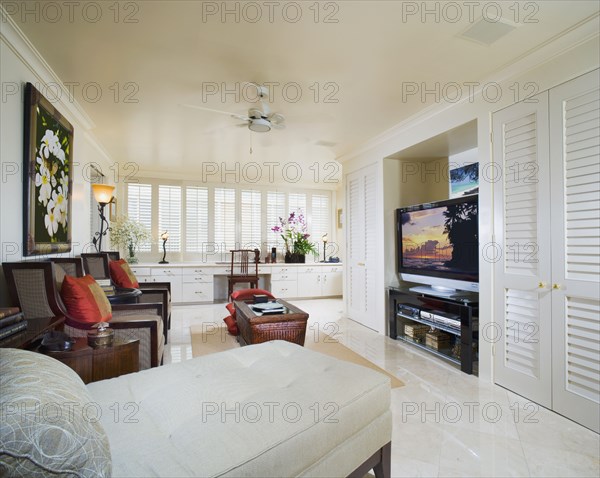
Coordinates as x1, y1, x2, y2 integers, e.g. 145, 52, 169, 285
373, 442, 391, 478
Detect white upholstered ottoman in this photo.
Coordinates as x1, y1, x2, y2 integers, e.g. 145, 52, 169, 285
1, 341, 391, 477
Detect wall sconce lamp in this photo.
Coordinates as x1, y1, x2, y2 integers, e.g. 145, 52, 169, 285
159, 231, 169, 264
91, 184, 115, 252
322, 233, 329, 262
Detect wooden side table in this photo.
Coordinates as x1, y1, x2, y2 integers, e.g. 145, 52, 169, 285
38, 338, 139, 384
0, 316, 65, 349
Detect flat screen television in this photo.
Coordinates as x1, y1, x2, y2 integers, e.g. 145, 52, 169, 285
396, 195, 479, 297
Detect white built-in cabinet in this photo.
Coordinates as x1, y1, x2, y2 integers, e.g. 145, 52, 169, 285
131, 263, 343, 304
492, 69, 599, 432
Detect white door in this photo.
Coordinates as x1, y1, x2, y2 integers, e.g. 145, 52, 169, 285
549, 69, 600, 432
346, 164, 378, 330
492, 94, 553, 407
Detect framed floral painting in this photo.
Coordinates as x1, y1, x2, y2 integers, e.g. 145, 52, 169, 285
23, 83, 74, 256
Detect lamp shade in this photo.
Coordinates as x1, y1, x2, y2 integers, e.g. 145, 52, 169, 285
92, 184, 115, 204
322, 233, 329, 243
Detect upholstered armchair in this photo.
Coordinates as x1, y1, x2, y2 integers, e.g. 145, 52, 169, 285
2, 262, 164, 370
81, 252, 172, 342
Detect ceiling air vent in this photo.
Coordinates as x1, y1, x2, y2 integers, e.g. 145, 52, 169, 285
459, 17, 516, 46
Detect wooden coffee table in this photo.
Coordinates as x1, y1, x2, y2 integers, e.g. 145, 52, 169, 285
233, 299, 309, 346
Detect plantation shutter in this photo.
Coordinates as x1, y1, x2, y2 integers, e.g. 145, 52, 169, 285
214, 188, 236, 255
288, 193, 306, 216
267, 191, 286, 250
127, 183, 152, 251
185, 186, 209, 252
311, 193, 330, 243
241, 190, 261, 250
158, 185, 182, 251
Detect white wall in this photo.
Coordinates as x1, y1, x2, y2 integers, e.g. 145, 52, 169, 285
0, 15, 113, 305
341, 27, 599, 381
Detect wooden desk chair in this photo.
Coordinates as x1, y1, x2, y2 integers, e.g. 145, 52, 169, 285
227, 249, 260, 299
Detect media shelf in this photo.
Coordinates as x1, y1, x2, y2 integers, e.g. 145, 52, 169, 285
388, 287, 478, 374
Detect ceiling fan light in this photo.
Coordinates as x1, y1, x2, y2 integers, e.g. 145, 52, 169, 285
249, 118, 271, 132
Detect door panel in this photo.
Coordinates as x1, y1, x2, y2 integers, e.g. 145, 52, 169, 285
492, 93, 553, 407
550, 69, 600, 433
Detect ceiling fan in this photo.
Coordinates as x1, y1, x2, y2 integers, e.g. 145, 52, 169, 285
182, 83, 285, 133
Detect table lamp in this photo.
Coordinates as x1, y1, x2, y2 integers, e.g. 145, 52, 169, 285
322, 233, 329, 262
159, 231, 169, 264
91, 184, 115, 252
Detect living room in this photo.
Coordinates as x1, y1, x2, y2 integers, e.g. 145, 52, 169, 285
1, 1, 599, 477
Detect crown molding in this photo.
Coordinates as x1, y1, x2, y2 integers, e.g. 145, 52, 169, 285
338, 13, 600, 164
0, 5, 95, 130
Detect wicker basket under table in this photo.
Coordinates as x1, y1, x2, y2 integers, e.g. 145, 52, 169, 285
233, 299, 309, 346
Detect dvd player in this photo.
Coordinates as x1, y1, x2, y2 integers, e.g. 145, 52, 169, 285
420, 310, 461, 329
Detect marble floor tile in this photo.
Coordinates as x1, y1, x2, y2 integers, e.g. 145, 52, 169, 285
164, 299, 600, 478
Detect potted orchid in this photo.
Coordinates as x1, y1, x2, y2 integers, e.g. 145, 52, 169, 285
271, 211, 317, 263
109, 216, 150, 264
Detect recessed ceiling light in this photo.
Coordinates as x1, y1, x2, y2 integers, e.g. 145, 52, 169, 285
459, 18, 517, 46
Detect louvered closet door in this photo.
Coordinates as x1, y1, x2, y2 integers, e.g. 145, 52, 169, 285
549, 69, 600, 432
346, 164, 378, 331
492, 93, 553, 407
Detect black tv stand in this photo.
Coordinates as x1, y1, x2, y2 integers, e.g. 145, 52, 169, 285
388, 286, 478, 374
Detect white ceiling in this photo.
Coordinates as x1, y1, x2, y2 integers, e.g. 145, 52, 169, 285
5, 1, 599, 180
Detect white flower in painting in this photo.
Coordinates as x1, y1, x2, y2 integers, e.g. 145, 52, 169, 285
35, 158, 52, 205
58, 202, 68, 228
52, 187, 67, 215
54, 145, 66, 164
40, 130, 60, 159
59, 171, 69, 197
45, 200, 58, 237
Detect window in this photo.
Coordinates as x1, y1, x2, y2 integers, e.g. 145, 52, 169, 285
241, 190, 261, 249
127, 183, 152, 251
185, 186, 209, 252
158, 185, 181, 252
214, 188, 236, 255
266, 191, 286, 249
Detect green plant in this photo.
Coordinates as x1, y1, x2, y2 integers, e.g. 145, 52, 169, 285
109, 216, 150, 260
271, 211, 317, 255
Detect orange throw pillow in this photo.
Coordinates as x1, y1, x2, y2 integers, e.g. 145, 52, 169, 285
109, 259, 139, 288
230, 288, 274, 301
60, 275, 112, 323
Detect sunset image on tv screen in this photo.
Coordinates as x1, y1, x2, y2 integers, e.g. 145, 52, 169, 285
401, 201, 478, 274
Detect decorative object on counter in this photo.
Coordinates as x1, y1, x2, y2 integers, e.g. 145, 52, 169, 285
109, 216, 150, 264
23, 82, 74, 256
87, 322, 114, 348
327, 256, 341, 263
91, 184, 115, 252
159, 231, 169, 264
271, 210, 317, 263
321, 233, 329, 262
271, 247, 277, 263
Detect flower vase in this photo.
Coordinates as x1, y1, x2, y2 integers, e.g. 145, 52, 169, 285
285, 252, 306, 264
127, 245, 138, 264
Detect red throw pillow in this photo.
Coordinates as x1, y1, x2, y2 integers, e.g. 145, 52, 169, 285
60, 275, 112, 323
109, 259, 139, 288
223, 315, 239, 336
225, 303, 236, 316
230, 288, 275, 301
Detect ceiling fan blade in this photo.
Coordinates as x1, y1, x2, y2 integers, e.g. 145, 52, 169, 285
271, 123, 286, 130
268, 112, 285, 125
181, 103, 250, 121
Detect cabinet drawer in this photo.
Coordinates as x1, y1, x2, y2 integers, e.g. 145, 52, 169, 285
271, 283, 297, 298
296, 266, 320, 274
130, 267, 151, 276
181, 282, 213, 302
182, 267, 211, 276
152, 268, 181, 277
182, 275, 212, 284
271, 271, 297, 281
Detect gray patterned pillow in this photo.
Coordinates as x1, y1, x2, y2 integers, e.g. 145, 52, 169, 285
0, 348, 111, 477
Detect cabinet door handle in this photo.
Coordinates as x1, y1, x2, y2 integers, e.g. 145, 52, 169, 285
357, 262, 365, 267
317, 275, 321, 282
552, 283, 561, 290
